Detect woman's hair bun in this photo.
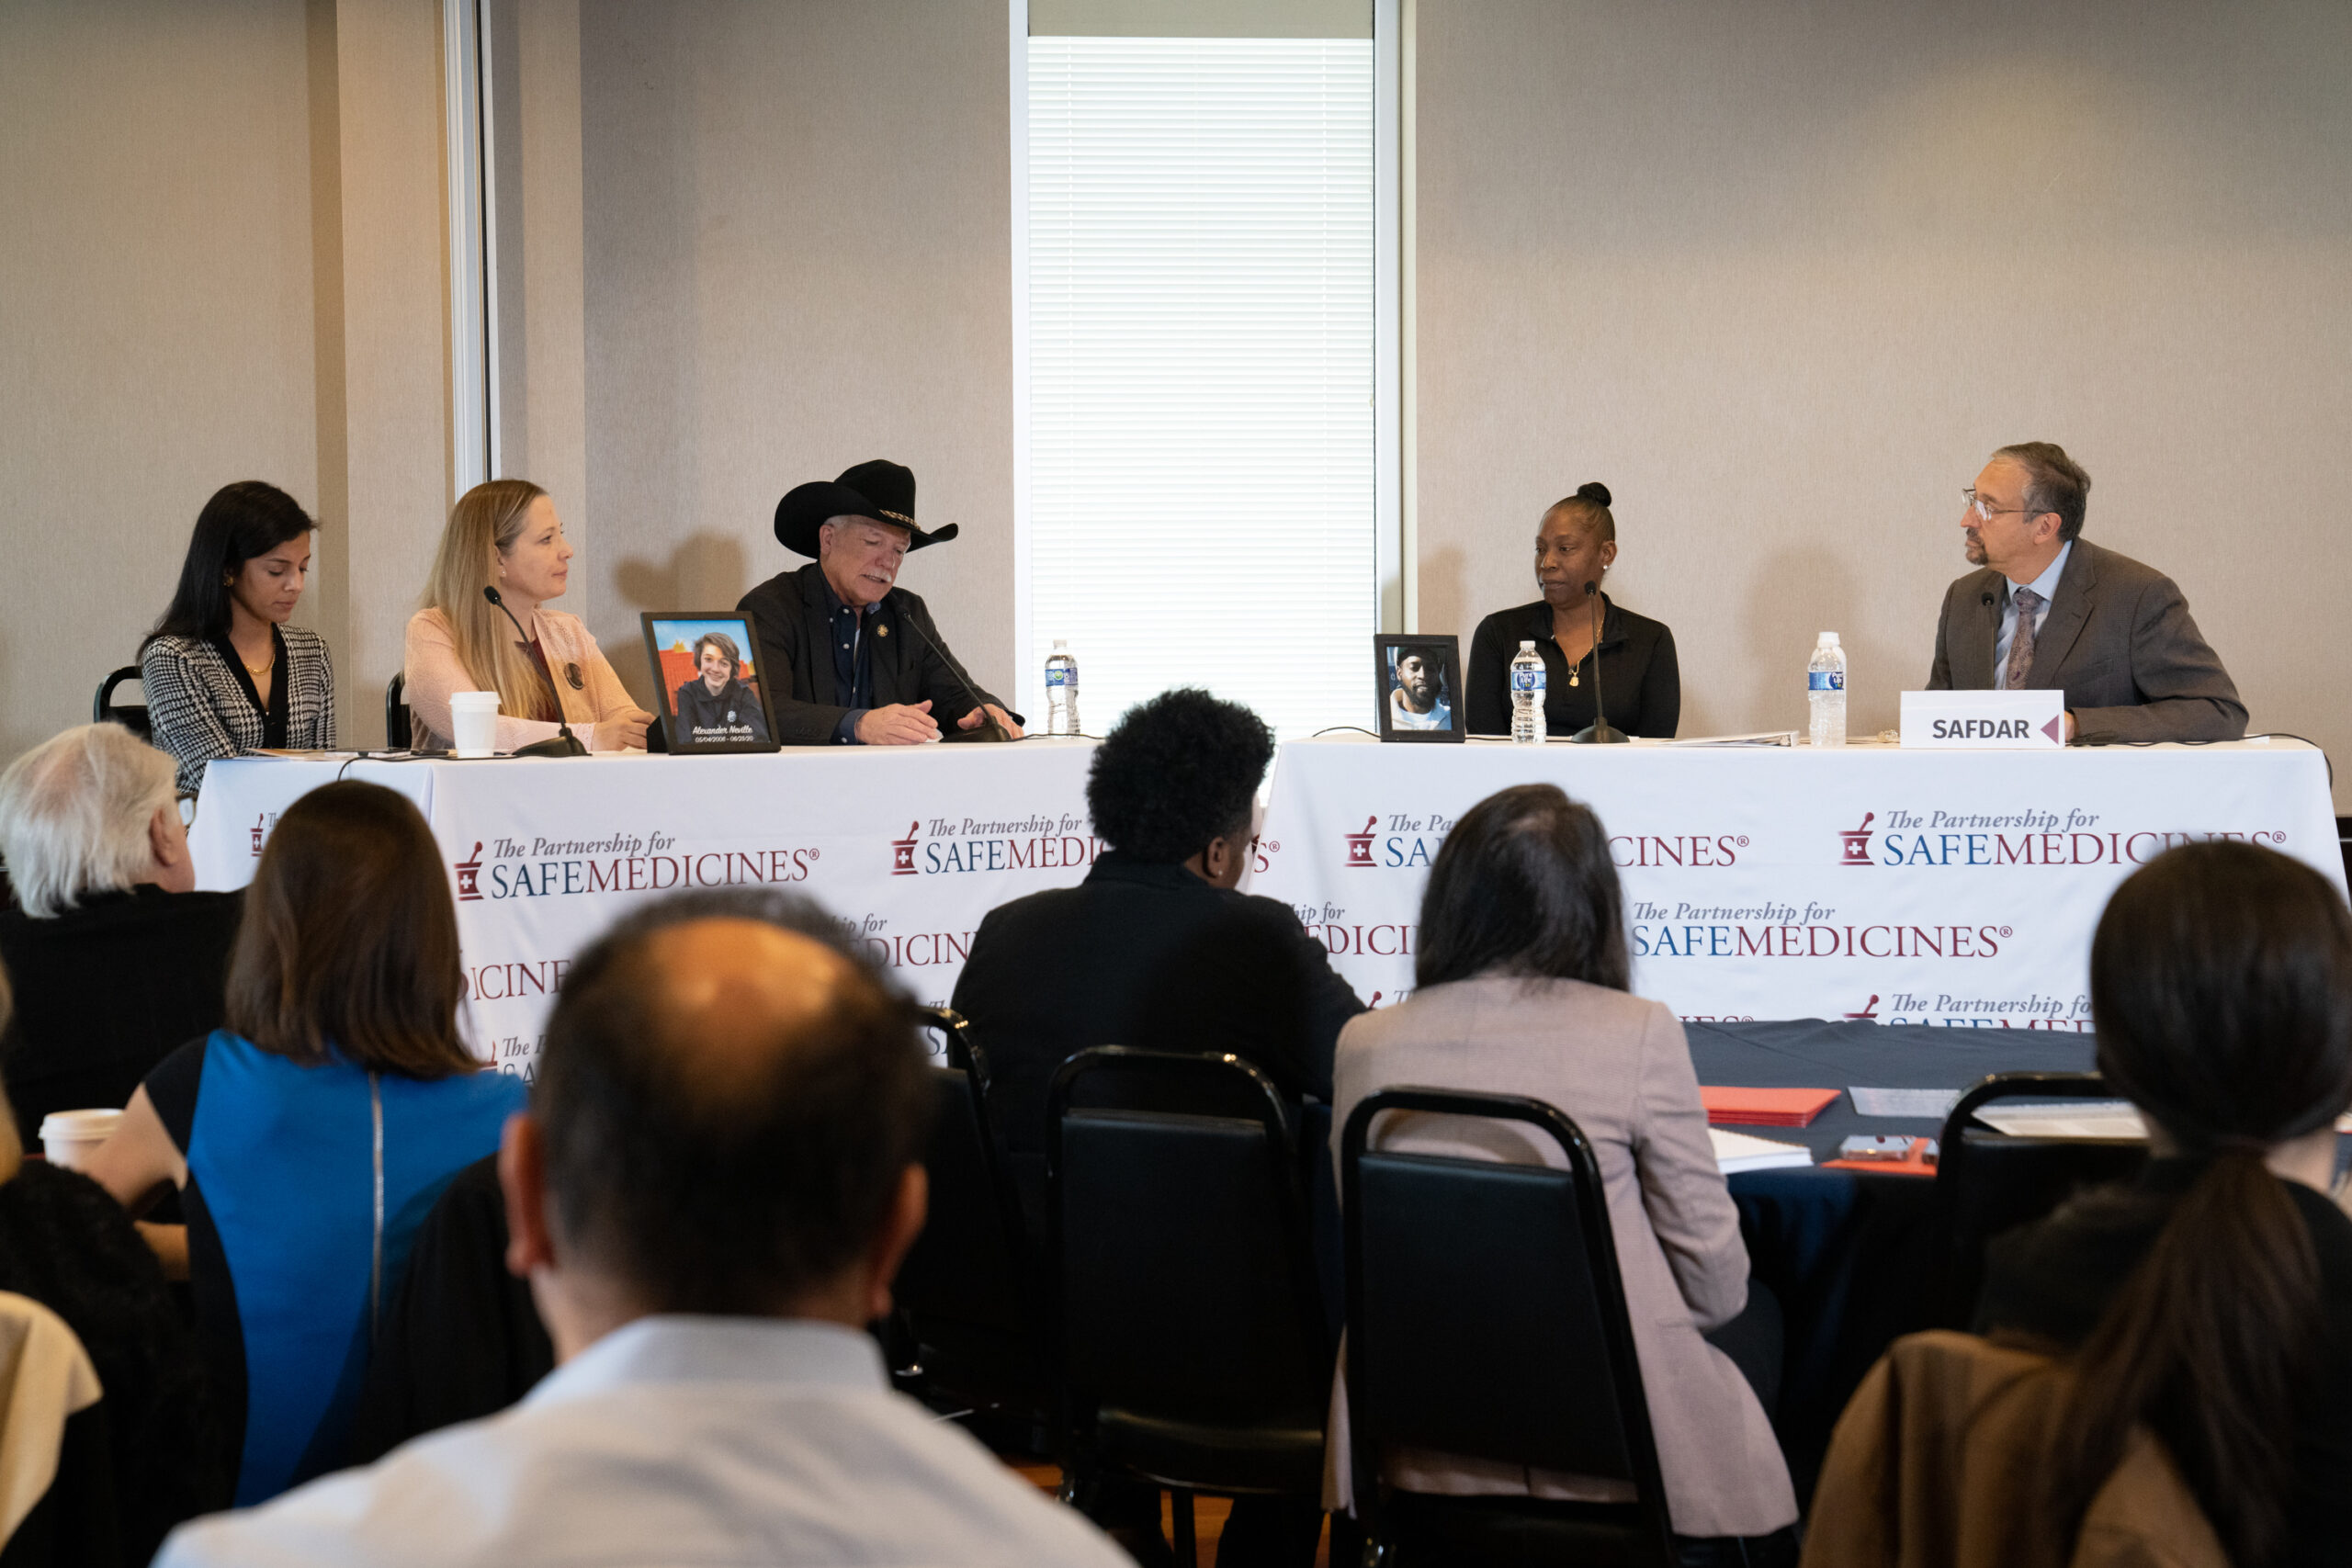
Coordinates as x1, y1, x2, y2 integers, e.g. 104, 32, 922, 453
1576, 481, 1612, 509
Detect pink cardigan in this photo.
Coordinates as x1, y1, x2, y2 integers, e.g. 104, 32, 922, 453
402, 607, 640, 753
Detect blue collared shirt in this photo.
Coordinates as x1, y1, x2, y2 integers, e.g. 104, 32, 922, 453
156, 1316, 1130, 1567
1994, 540, 2071, 681
821, 576, 883, 744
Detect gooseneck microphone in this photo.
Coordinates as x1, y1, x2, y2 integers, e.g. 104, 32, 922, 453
900, 608, 1010, 743
1569, 580, 1627, 744
482, 586, 589, 758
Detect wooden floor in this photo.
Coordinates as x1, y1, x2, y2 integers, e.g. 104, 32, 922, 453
1015, 1464, 1333, 1566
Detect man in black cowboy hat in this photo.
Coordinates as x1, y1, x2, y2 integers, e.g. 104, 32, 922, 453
738, 460, 1023, 745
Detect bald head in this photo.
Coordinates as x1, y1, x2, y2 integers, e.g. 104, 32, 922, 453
531, 892, 933, 1315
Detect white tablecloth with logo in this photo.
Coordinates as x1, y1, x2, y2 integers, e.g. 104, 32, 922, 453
189, 742, 1102, 1075
1245, 736, 2344, 1025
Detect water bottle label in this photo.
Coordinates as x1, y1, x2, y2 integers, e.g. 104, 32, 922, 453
1511, 668, 1544, 694
1046, 669, 1067, 689
1808, 671, 1844, 692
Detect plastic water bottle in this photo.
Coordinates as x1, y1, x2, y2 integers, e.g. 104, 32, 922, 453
1808, 632, 1847, 748
1044, 640, 1079, 736
1510, 640, 1546, 744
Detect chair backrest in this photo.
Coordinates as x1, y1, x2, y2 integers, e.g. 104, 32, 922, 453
385, 672, 412, 750
94, 667, 151, 740
1340, 1088, 1674, 1556
1936, 1071, 2146, 1327
1047, 1046, 1329, 1433
894, 1049, 1035, 1348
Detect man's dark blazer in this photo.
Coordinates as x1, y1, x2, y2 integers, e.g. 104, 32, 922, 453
736, 562, 1017, 745
1926, 538, 2245, 743
0, 886, 243, 1143
950, 851, 1366, 1236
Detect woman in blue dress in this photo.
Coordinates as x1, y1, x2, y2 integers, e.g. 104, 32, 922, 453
92, 781, 526, 1505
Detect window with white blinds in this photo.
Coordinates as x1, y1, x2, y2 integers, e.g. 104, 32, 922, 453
1022, 32, 1376, 739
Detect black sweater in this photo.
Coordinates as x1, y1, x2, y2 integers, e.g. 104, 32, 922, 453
1464, 596, 1681, 739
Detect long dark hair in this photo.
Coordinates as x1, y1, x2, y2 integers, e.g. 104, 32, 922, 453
2045, 841, 2352, 1562
225, 781, 480, 1080
1415, 783, 1629, 990
141, 481, 315, 651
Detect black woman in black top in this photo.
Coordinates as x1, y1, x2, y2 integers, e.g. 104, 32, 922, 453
1464, 482, 1681, 739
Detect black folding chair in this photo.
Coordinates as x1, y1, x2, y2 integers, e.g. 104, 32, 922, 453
1048, 1046, 1331, 1562
385, 672, 413, 750
1342, 1088, 1677, 1567
890, 1009, 1053, 1454
1935, 1071, 2145, 1328
95, 667, 152, 739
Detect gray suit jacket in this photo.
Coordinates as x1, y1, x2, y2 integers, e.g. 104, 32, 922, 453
1926, 538, 2245, 742
1325, 976, 1797, 1539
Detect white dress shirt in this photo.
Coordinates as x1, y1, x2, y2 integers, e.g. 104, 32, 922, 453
157, 1316, 1129, 1568
1992, 539, 2071, 681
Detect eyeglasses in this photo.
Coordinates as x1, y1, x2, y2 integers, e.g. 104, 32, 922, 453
1962, 489, 2033, 523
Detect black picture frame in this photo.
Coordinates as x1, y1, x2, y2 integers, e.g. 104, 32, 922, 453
1373, 635, 1464, 743
640, 613, 782, 755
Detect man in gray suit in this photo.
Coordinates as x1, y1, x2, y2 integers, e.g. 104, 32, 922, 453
1926, 442, 2245, 742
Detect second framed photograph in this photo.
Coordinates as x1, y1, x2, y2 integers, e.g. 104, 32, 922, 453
1373, 635, 1464, 743
640, 613, 781, 754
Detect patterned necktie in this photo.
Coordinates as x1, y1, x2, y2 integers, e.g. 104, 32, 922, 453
2004, 587, 2042, 690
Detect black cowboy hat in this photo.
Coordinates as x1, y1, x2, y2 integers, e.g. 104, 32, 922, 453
773, 459, 960, 558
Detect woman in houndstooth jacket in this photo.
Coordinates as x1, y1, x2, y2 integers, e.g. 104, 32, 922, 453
140, 482, 334, 798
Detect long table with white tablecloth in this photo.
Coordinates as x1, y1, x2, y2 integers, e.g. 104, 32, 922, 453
1245, 735, 2344, 1023
191, 741, 1102, 1075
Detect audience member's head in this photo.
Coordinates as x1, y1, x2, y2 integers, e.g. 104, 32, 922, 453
504, 889, 933, 1352
0, 724, 190, 919
1416, 783, 1628, 991
1085, 688, 1273, 886
2049, 841, 2352, 1562
225, 780, 477, 1080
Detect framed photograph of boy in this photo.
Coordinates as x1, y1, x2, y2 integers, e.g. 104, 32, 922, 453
640, 613, 780, 754
1373, 635, 1464, 743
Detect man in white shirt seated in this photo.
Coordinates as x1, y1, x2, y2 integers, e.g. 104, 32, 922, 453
157, 889, 1127, 1568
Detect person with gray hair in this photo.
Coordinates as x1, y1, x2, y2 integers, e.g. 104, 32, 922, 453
0, 723, 242, 1142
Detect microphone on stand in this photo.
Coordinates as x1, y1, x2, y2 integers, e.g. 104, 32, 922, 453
1569, 580, 1628, 745
900, 610, 1010, 743
482, 586, 589, 758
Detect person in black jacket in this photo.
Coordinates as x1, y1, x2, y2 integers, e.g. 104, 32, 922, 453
736, 460, 1021, 745
953, 688, 1362, 1568
1465, 482, 1681, 739
1975, 841, 2352, 1568
0, 724, 241, 1143
953, 688, 1363, 1231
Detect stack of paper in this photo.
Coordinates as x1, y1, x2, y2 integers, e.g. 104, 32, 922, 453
1972, 1100, 2146, 1141
1701, 1087, 1841, 1128
1710, 1128, 1814, 1174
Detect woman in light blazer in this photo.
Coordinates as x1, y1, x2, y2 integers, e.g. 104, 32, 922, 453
1328, 784, 1797, 1557
402, 480, 652, 754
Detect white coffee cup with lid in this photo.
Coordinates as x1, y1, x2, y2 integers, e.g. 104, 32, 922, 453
40, 1110, 123, 1172
449, 691, 502, 758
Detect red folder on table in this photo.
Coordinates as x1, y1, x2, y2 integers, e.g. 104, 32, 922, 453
1700, 1087, 1840, 1128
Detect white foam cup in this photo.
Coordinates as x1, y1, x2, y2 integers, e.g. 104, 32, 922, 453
449, 691, 502, 758
40, 1110, 123, 1171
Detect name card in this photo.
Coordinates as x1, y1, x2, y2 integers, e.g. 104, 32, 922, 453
1900, 690, 2065, 750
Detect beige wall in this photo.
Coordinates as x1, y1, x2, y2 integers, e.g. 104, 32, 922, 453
8, 3, 2346, 803
1413, 0, 2352, 802
0, 0, 324, 760
571, 0, 1018, 710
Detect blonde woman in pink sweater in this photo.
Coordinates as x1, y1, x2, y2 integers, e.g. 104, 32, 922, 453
402, 481, 653, 754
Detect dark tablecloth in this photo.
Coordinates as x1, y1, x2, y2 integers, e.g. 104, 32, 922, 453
1688, 1019, 2098, 1502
